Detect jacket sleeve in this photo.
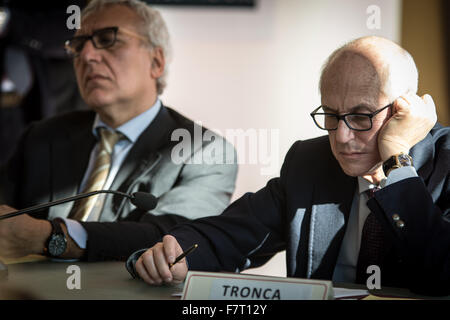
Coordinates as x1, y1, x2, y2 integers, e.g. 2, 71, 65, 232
163, 141, 299, 273
369, 177, 450, 296
81, 216, 192, 261
81, 136, 238, 261
168, 179, 288, 273
124, 178, 288, 279
369, 125, 450, 296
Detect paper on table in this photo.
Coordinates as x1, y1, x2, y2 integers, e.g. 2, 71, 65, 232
333, 287, 369, 299
362, 294, 419, 300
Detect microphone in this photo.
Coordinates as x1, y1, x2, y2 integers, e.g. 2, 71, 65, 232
130, 192, 159, 212
0, 190, 157, 279
0, 190, 158, 220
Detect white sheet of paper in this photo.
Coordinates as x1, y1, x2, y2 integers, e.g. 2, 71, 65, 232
333, 287, 369, 299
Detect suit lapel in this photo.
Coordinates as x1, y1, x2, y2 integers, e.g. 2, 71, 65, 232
307, 161, 357, 279
48, 113, 96, 219
105, 106, 178, 218
110, 106, 176, 193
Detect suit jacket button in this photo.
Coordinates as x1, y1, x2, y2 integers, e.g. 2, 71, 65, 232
392, 214, 400, 221
396, 220, 405, 228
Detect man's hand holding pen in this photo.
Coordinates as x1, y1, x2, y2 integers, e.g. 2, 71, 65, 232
135, 235, 191, 285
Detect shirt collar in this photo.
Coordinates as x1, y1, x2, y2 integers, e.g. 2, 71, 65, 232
92, 99, 162, 143
357, 176, 381, 194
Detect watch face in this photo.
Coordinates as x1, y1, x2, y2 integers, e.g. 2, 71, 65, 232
48, 234, 67, 257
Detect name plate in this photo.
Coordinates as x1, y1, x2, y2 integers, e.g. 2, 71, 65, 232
182, 271, 333, 300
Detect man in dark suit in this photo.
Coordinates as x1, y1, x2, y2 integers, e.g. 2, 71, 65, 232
130, 36, 449, 296
0, 1, 237, 262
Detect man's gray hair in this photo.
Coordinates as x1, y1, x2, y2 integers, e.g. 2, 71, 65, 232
319, 36, 419, 100
82, 0, 172, 95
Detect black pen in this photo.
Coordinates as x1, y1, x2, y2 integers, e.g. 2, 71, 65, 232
169, 244, 198, 268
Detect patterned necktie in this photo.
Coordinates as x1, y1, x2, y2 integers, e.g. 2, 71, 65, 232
355, 186, 385, 284
70, 128, 123, 221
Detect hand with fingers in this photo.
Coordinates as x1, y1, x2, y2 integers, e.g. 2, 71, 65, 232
135, 235, 189, 285
378, 93, 437, 161
0, 205, 51, 258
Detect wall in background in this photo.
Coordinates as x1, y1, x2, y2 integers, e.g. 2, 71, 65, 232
156, 0, 402, 277
401, 0, 449, 126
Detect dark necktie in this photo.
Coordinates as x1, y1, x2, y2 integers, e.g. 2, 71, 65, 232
355, 186, 385, 284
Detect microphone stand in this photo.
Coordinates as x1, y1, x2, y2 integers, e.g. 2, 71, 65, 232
0, 189, 156, 279
0, 191, 127, 279
0, 190, 132, 220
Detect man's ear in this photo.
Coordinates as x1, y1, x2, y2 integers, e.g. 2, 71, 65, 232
150, 47, 165, 79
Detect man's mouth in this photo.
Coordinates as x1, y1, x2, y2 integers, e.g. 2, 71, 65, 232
339, 151, 366, 159
85, 74, 109, 84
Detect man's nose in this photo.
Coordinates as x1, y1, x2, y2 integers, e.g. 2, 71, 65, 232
334, 119, 354, 143
78, 39, 102, 62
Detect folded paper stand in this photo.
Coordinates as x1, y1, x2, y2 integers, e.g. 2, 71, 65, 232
181, 271, 334, 300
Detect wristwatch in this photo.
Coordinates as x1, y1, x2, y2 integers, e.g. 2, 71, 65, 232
382, 152, 413, 177
44, 218, 67, 257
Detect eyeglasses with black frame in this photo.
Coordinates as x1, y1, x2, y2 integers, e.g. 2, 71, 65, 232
64, 26, 147, 58
310, 103, 392, 131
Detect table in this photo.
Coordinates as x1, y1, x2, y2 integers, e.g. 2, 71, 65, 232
333, 281, 450, 300
1, 258, 448, 300
1, 258, 182, 300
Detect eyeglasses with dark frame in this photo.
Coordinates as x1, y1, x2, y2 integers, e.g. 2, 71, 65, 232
310, 103, 392, 131
64, 26, 148, 58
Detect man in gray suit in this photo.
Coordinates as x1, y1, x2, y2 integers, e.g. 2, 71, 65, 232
131, 36, 449, 296
0, 0, 237, 261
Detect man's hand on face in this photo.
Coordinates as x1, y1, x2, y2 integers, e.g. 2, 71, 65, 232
135, 235, 188, 286
378, 93, 437, 162
0, 205, 51, 258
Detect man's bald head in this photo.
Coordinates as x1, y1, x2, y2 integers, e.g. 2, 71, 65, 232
320, 36, 418, 102
318, 36, 419, 179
